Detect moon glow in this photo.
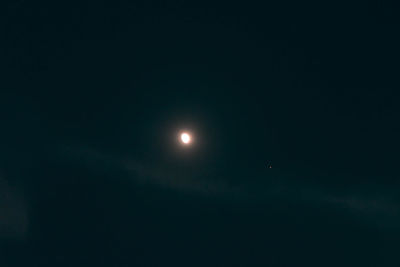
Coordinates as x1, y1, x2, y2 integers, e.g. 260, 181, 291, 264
180, 132, 191, 144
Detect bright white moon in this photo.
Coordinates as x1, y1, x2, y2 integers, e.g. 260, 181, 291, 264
180, 133, 191, 144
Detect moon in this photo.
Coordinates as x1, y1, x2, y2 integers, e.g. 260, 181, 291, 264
180, 132, 192, 145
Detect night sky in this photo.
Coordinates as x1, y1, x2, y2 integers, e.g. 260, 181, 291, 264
1, 1, 400, 266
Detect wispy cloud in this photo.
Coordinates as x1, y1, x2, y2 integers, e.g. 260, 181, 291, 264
0, 176, 28, 239
325, 191, 400, 229
64, 145, 400, 230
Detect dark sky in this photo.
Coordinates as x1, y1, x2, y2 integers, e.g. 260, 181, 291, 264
1, 1, 399, 266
